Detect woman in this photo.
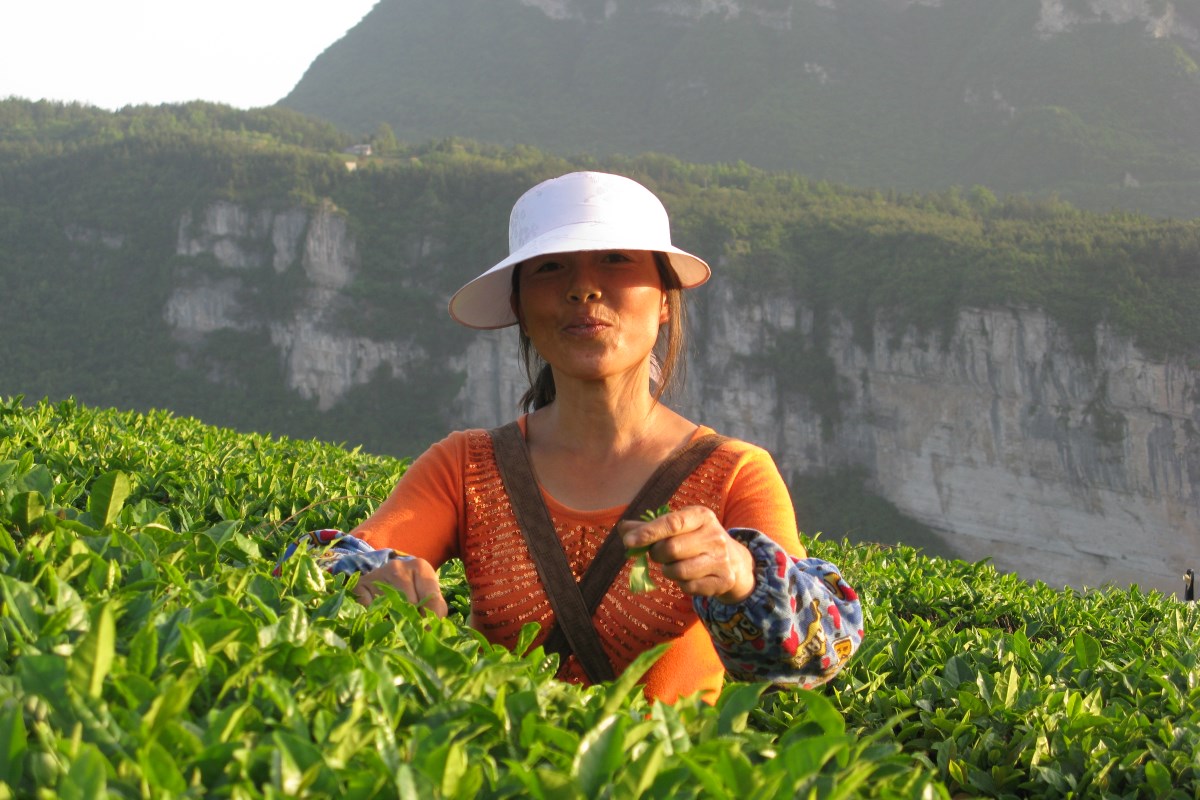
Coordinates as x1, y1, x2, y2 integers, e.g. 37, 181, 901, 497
320, 171, 862, 703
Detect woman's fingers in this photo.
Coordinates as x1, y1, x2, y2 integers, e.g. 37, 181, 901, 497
353, 557, 449, 617
411, 564, 450, 616
351, 580, 374, 606
658, 536, 755, 603
620, 506, 756, 602
620, 505, 710, 550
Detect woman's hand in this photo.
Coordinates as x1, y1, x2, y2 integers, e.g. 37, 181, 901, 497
619, 506, 756, 604
352, 556, 449, 617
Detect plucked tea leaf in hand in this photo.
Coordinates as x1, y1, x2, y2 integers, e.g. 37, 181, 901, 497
627, 505, 671, 594
640, 505, 670, 522
627, 547, 656, 594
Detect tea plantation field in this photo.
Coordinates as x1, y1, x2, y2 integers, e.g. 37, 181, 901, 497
1, 396, 1198, 798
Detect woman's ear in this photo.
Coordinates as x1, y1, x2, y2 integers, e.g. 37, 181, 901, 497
659, 293, 670, 325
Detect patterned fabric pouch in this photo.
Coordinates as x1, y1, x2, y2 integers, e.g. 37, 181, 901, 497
271, 528, 406, 577
694, 528, 864, 688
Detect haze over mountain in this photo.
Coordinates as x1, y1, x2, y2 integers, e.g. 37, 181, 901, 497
281, 0, 1200, 219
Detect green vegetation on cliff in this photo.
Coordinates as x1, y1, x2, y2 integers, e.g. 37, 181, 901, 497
1, 395, 1198, 797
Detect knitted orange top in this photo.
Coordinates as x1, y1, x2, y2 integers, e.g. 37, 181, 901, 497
355, 420, 804, 703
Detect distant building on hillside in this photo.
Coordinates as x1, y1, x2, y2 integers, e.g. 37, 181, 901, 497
344, 144, 373, 157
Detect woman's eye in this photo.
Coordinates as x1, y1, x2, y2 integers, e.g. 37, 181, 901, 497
600, 252, 633, 264
534, 260, 564, 273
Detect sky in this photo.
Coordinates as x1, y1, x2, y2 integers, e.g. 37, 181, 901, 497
1, 0, 381, 110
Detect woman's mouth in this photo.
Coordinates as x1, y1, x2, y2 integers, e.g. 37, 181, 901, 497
562, 316, 610, 336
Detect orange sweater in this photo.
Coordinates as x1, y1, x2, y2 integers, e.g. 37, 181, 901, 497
355, 421, 804, 703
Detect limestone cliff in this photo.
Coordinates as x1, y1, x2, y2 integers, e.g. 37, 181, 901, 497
166, 199, 1200, 594
168, 200, 427, 412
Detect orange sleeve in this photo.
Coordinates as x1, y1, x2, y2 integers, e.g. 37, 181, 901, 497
349, 430, 471, 567
720, 444, 806, 559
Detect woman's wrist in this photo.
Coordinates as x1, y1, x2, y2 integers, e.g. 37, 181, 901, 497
714, 539, 756, 604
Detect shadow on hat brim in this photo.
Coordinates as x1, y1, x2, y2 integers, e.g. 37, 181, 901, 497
448, 242, 710, 330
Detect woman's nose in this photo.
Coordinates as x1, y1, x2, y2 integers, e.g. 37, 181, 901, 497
567, 286, 601, 302
567, 269, 601, 303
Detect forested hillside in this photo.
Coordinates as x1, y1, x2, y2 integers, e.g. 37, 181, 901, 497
5, 99, 1200, 586
4, 99, 1199, 412
281, 0, 1200, 219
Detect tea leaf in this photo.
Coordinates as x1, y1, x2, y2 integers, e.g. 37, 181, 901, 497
0, 703, 28, 786
572, 714, 629, 796
58, 745, 107, 800
717, 682, 767, 735
627, 548, 657, 595
87, 470, 131, 528
128, 622, 159, 678
9, 491, 46, 534
0, 574, 42, 641
640, 504, 671, 522
626, 504, 671, 594
1073, 632, 1101, 670
138, 741, 187, 795
1144, 761, 1171, 795
69, 602, 115, 699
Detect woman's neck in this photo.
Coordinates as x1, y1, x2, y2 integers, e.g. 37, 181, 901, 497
523, 378, 696, 511
530, 375, 662, 458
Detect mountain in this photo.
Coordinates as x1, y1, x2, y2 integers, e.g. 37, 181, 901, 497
5, 100, 1200, 594
280, 0, 1200, 219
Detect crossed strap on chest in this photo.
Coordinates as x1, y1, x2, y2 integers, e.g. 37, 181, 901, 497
488, 421, 729, 684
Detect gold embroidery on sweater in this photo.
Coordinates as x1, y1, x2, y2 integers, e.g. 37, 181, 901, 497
462, 429, 738, 678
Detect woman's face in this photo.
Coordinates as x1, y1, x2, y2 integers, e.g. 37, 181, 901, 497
514, 249, 668, 386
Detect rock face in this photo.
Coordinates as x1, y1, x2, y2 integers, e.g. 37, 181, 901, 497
757, 302, 1200, 595
165, 200, 1200, 594
167, 201, 426, 412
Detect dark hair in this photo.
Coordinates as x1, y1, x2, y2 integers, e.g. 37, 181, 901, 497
513, 252, 688, 412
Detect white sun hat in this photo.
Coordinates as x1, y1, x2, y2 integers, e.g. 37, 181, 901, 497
448, 171, 711, 329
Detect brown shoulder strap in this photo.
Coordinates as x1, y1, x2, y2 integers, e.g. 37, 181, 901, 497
488, 421, 728, 683
490, 421, 615, 683
541, 431, 729, 660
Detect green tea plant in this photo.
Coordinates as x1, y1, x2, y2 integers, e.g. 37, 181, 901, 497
1, 395, 1198, 798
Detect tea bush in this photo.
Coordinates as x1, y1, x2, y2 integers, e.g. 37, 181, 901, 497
1, 396, 1197, 798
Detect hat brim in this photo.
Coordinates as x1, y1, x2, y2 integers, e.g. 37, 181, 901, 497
448, 226, 710, 329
